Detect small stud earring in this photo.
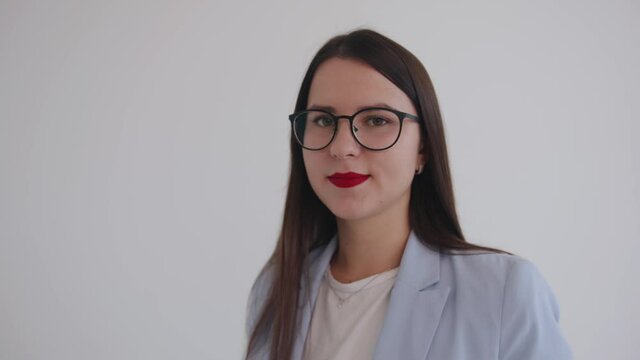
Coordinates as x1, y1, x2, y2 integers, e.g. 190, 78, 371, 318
415, 165, 424, 175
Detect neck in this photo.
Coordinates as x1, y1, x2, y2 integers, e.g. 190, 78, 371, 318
330, 195, 411, 283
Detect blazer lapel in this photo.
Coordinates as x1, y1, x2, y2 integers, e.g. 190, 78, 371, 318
290, 230, 450, 360
372, 230, 450, 360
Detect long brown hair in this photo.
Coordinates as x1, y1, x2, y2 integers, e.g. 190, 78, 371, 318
245, 27, 508, 360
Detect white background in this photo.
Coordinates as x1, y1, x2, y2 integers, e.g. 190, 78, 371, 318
1, 0, 638, 359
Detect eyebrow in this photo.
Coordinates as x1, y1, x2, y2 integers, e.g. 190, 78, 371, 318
307, 102, 400, 112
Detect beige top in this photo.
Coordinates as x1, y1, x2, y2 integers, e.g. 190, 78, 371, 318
302, 265, 400, 360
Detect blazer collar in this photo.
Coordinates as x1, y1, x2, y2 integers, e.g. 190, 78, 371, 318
291, 229, 451, 360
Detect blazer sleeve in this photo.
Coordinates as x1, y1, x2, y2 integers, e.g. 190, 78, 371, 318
498, 258, 573, 360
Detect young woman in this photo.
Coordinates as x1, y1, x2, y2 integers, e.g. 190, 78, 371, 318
244, 29, 572, 360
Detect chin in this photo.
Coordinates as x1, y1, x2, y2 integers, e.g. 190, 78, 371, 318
333, 213, 369, 222
326, 202, 374, 221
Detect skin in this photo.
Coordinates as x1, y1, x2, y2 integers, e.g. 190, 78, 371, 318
303, 57, 426, 283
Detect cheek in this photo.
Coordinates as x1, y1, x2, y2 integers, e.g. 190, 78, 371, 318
374, 162, 408, 189
302, 152, 324, 182
378, 148, 416, 176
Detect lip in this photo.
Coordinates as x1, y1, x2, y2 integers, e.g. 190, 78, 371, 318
327, 172, 370, 188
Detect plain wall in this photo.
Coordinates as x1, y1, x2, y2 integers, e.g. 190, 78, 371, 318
1, 0, 638, 359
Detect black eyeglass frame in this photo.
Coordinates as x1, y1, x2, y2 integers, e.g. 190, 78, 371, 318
287, 106, 420, 151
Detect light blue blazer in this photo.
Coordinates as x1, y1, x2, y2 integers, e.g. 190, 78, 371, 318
245, 230, 572, 359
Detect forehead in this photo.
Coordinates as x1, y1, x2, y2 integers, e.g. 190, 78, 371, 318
307, 57, 415, 114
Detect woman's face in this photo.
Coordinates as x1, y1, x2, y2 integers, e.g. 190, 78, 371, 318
303, 57, 425, 221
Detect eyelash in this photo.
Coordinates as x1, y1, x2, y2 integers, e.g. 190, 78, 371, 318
313, 117, 390, 127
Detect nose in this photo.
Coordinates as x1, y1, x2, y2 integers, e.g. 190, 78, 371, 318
329, 117, 361, 158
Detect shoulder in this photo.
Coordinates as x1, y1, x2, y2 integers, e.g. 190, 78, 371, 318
441, 250, 557, 298
439, 250, 535, 292
442, 249, 519, 272
439, 250, 573, 359
437, 250, 548, 305
440, 250, 560, 320
245, 243, 329, 337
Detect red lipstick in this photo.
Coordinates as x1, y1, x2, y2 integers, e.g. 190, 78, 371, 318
328, 172, 370, 188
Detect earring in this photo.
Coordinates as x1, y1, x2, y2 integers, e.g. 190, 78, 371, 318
415, 164, 424, 175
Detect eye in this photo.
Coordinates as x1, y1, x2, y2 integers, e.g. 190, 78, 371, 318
366, 117, 390, 126
313, 116, 335, 127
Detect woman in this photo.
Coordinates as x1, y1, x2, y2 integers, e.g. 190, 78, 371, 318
244, 28, 572, 360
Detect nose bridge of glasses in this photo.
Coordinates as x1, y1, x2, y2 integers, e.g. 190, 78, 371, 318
333, 115, 356, 137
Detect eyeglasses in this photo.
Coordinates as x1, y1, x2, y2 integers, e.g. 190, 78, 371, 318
288, 107, 420, 151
